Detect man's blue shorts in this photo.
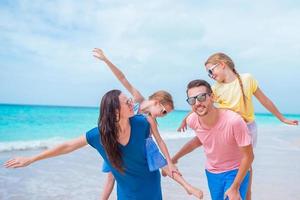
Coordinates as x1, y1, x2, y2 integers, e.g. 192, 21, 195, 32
205, 169, 250, 200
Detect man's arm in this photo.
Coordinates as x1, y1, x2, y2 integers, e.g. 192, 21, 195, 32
172, 136, 202, 164
225, 144, 254, 199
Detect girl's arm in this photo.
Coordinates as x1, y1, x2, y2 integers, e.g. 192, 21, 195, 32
254, 87, 298, 125
4, 135, 87, 168
177, 111, 193, 132
93, 48, 144, 103
147, 116, 180, 176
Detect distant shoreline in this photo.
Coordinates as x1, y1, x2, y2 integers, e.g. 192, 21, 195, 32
1, 103, 299, 116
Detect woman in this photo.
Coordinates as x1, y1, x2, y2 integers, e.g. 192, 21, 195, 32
4, 90, 162, 199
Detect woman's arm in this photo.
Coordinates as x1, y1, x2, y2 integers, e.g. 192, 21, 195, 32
101, 172, 115, 200
4, 135, 87, 168
93, 48, 144, 103
254, 87, 298, 125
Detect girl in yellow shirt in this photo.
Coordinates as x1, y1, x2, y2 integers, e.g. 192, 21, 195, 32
178, 52, 298, 200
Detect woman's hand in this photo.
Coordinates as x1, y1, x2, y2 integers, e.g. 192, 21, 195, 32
4, 157, 34, 168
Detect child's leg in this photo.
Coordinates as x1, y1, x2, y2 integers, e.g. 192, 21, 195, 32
162, 166, 203, 199
100, 172, 115, 200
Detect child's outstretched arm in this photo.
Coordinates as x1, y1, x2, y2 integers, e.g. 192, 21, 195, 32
177, 111, 193, 132
4, 136, 87, 168
254, 87, 298, 125
147, 116, 180, 177
93, 48, 144, 103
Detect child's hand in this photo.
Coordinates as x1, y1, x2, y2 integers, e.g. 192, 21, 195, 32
168, 163, 181, 178
93, 48, 107, 61
177, 119, 187, 132
281, 118, 298, 126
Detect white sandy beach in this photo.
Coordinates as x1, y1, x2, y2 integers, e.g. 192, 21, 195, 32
1, 126, 300, 200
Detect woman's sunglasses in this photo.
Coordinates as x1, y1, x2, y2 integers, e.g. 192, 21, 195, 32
186, 93, 209, 105
125, 98, 133, 106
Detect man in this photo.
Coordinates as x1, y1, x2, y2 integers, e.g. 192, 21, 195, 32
173, 79, 254, 200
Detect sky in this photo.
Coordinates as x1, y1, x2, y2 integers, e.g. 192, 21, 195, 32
1, 0, 300, 113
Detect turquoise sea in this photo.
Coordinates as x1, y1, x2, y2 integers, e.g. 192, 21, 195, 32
1, 104, 300, 152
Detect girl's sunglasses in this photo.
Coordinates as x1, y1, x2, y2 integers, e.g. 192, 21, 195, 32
207, 64, 219, 78
186, 93, 209, 105
160, 103, 167, 115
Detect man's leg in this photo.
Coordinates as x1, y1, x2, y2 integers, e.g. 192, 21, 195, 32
205, 170, 225, 200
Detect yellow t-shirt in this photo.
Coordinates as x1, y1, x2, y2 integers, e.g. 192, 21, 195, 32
212, 73, 258, 122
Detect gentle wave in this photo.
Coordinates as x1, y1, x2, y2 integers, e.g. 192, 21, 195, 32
0, 131, 194, 152
0, 137, 67, 152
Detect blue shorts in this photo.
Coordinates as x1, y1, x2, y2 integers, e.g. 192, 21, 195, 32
145, 137, 167, 171
205, 169, 250, 200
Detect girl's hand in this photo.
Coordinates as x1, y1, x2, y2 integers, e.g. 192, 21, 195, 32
168, 163, 181, 178
177, 118, 187, 132
4, 157, 34, 168
281, 118, 299, 126
93, 48, 107, 61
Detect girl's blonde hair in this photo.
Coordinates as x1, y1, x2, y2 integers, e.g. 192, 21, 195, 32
205, 53, 247, 106
149, 90, 174, 109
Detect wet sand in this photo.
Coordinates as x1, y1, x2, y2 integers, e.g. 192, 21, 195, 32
1, 126, 300, 200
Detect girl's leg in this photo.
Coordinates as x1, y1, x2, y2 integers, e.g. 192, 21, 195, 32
162, 166, 203, 199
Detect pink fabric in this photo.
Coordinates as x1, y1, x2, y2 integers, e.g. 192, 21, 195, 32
187, 109, 251, 173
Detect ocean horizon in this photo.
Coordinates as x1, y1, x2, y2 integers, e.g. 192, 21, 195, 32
1, 103, 300, 152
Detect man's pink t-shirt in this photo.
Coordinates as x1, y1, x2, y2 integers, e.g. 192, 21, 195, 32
187, 109, 251, 173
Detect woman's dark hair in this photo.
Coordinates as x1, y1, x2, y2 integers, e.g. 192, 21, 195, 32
98, 89, 124, 173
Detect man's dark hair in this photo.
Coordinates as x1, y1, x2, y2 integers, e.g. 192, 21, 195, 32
186, 79, 213, 95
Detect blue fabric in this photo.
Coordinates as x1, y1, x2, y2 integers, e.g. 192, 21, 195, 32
145, 137, 167, 171
102, 161, 111, 173
133, 103, 140, 114
205, 169, 250, 200
86, 115, 162, 200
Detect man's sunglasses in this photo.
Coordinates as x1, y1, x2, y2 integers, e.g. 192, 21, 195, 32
186, 93, 210, 105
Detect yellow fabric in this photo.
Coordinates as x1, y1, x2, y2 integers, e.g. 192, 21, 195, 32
212, 73, 258, 122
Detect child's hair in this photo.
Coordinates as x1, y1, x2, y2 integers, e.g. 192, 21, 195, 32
149, 90, 174, 109
205, 53, 247, 106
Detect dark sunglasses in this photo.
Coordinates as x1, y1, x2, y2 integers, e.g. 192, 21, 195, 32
160, 103, 167, 115
125, 98, 133, 106
207, 64, 218, 78
186, 93, 210, 105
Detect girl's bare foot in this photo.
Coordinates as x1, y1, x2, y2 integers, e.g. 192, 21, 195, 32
186, 186, 203, 199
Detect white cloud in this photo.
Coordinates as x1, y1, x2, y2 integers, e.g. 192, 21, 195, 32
1, 0, 300, 113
